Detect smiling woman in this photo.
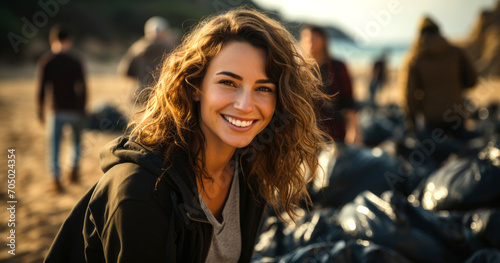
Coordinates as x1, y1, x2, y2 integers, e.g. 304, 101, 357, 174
45, 7, 328, 263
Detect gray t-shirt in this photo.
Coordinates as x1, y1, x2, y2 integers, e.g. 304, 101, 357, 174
199, 161, 241, 263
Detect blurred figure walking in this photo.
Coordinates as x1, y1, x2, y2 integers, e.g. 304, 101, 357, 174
369, 50, 388, 106
118, 16, 175, 104
300, 24, 362, 145
402, 17, 478, 135
37, 25, 87, 193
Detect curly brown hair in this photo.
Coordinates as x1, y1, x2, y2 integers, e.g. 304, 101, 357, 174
130, 7, 328, 221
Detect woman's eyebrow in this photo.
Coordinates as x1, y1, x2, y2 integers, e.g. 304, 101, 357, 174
216, 71, 273, 84
256, 79, 273, 84
216, 71, 242, 80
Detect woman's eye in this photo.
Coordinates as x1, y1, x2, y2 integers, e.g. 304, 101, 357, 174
257, 86, 274, 93
219, 80, 236, 87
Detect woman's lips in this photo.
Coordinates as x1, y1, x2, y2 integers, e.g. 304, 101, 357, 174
221, 114, 256, 128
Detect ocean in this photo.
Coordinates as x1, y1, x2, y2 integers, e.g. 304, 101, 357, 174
329, 38, 411, 70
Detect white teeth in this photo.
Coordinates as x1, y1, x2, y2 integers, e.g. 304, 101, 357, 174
224, 115, 253, 127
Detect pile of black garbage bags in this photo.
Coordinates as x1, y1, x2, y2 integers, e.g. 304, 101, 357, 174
253, 104, 500, 263
86, 102, 128, 133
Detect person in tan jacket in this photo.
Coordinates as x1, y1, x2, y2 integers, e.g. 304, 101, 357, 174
402, 17, 478, 135
118, 16, 176, 104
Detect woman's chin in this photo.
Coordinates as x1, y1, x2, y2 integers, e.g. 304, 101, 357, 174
224, 139, 253, 149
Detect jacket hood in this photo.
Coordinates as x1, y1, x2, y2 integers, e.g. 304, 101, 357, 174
100, 136, 164, 176
410, 16, 449, 56
419, 17, 439, 33
99, 136, 208, 223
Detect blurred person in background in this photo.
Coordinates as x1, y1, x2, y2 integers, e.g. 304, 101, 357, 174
300, 24, 362, 145
368, 50, 388, 106
402, 17, 478, 136
118, 16, 176, 104
37, 25, 87, 193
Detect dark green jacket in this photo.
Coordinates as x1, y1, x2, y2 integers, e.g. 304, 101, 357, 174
44, 136, 267, 262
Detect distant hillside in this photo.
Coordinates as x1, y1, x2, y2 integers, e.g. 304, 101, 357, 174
464, 0, 500, 76
2, 0, 353, 63
2, 0, 257, 62
285, 21, 354, 42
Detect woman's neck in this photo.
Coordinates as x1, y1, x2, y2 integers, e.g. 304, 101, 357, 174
197, 140, 236, 207
203, 141, 235, 182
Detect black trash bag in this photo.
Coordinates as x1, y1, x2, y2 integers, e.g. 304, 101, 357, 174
264, 240, 411, 263
410, 121, 485, 164
334, 191, 482, 263
464, 249, 500, 263
410, 143, 500, 211
472, 102, 500, 137
87, 103, 128, 133
395, 127, 494, 196
415, 128, 464, 163
308, 144, 403, 208
359, 105, 406, 147
457, 209, 500, 249
393, 134, 443, 195
398, 155, 439, 196
253, 208, 348, 260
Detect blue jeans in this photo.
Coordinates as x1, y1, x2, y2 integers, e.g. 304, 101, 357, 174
49, 112, 85, 179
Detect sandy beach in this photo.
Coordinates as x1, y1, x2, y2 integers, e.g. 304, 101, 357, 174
0, 60, 499, 262
0, 62, 139, 262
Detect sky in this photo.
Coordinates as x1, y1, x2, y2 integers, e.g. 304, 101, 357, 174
253, 0, 498, 44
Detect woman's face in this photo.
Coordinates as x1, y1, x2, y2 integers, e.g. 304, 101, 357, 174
300, 29, 326, 60
196, 41, 277, 149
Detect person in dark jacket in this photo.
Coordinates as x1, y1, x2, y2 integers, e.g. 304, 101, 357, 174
299, 24, 362, 145
45, 7, 327, 263
37, 25, 87, 192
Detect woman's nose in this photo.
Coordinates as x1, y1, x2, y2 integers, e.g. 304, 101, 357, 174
234, 88, 254, 113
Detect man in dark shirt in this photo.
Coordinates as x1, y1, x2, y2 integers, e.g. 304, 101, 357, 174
300, 24, 362, 144
37, 25, 87, 193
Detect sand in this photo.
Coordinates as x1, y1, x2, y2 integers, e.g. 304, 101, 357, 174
0, 60, 498, 263
0, 63, 139, 263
